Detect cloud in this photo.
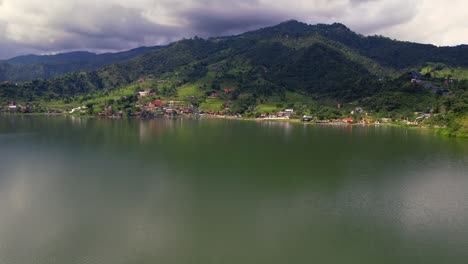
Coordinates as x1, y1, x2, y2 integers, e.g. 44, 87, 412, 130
0, 0, 467, 59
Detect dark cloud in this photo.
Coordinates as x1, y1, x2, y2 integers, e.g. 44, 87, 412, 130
180, 7, 286, 36
0, 0, 466, 59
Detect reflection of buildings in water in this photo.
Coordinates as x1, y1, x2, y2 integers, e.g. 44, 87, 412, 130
139, 119, 178, 143
260, 121, 293, 137
139, 121, 150, 143
69, 116, 87, 127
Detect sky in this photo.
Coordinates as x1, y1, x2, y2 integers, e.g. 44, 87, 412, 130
0, 0, 467, 59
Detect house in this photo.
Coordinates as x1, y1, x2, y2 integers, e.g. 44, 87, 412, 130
209, 92, 220, 98
181, 108, 193, 114
137, 78, 145, 83
359, 119, 372, 125
223, 88, 235, 94
303, 115, 313, 122
277, 111, 285, 117
154, 99, 165, 107
284, 109, 294, 117
138, 90, 151, 97
69, 106, 86, 114
8, 102, 17, 111
380, 118, 392, 123
344, 118, 354, 123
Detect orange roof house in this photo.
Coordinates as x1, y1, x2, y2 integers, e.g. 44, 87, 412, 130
154, 100, 165, 107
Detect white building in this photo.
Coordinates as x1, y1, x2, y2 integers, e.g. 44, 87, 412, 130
284, 109, 294, 117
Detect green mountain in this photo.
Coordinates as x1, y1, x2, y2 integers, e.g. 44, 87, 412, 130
240, 20, 468, 69
0, 46, 163, 82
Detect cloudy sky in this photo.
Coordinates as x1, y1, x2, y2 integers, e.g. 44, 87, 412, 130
0, 0, 467, 59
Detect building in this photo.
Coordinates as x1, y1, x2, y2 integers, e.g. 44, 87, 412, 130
154, 99, 165, 107
344, 118, 354, 123
223, 88, 235, 94
138, 90, 151, 97
284, 109, 294, 117
8, 102, 17, 112
209, 92, 220, 98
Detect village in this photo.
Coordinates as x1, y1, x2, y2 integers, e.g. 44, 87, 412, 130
0, 84, 435, 127
0, 71, 451, 128
80, 87, 432, 127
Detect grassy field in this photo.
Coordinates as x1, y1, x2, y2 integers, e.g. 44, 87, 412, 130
253, 91, 318, 114
177, 84, 202, 99
199, 98, 224, 112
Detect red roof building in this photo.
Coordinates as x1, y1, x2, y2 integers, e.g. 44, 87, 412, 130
154, 100, 165, 107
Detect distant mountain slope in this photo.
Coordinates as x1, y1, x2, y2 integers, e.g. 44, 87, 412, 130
1, 20, 467, 103
4, 51, 97, 64
0, 46, 163, 82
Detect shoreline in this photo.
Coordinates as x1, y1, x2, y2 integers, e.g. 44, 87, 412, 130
1, 112, 466, 138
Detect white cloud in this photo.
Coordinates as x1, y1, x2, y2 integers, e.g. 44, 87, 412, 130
0, 0, 467, 59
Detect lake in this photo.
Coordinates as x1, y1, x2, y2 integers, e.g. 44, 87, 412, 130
0, 116, 467, 264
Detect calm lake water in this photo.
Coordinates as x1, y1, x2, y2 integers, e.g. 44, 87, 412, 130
0, 116, 467, 264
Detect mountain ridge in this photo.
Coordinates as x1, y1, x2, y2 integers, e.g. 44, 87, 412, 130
0, 46, 164, 82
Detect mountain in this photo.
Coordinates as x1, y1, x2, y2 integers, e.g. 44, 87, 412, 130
0, 46, 163, 82
4, 19, 468, 84
4, 51, 97, 64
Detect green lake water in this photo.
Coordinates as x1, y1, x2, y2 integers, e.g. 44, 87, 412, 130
0, 116, 467, 264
